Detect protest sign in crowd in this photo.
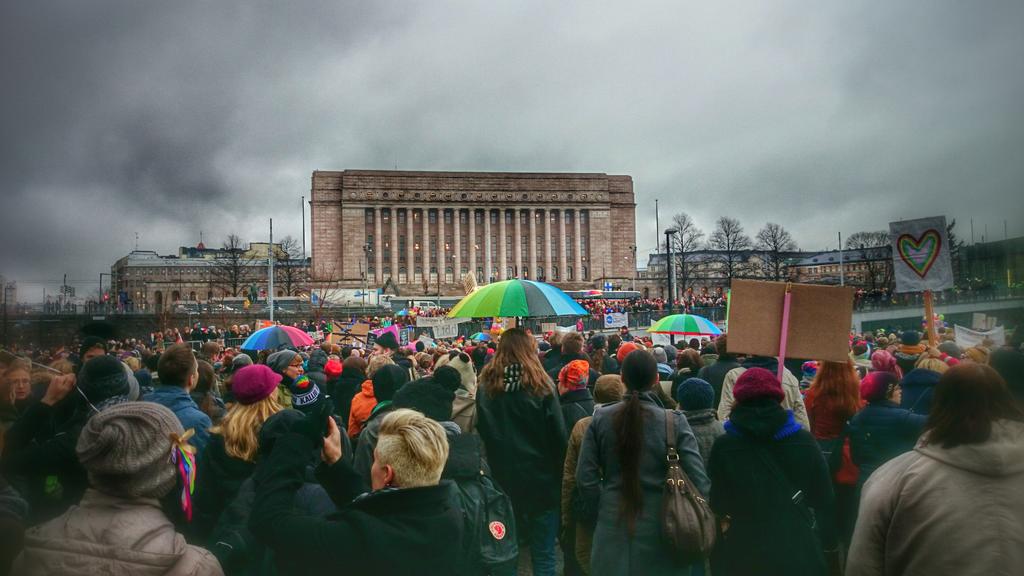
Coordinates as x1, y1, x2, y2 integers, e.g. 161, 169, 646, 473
0, 301, 1022, 576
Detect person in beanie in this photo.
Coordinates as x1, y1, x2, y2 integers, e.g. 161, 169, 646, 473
14, 402, 223, 575
562, 374, 625, 575
847, 365, 1024, 576
304, 349, 329, 389
352, 364, 410, 483
848, 372, 927, 489
558, 359, 595, 435
1, 355, 132, 523
266, 349, 305, 408
718, 354, 810, 430
894, 330, 926, 375
249, 409, 464, 576
331, 356, 365, 432
674, 377, 725, 466
576, 350, 709, 576
435, 351, 478, 434
192, 364, 284, 542
708, 367, 840, 576
899, 367, 942, 415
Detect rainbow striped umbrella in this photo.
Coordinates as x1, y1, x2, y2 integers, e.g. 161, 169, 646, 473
646, 314, 722, 336
448, 279, 587, 318
241, 325, 315, 350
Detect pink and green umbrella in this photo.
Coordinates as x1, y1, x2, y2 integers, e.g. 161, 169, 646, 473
448, 279, 587, 318
646, 314, 722, 336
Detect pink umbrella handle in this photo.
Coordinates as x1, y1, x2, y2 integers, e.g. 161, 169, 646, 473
777, 285, 792, 382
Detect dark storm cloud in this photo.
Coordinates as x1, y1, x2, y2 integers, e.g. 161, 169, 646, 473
2, 1, 1022, 298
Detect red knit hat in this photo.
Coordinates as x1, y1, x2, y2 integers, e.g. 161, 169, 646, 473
324, 359, 343, 379
733, 367, 784, 404
559, 360, 590, 391
231, 364, 282, 405
616, 342, 639, 365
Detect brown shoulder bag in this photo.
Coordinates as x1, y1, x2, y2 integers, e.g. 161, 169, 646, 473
662, 409, 717, 562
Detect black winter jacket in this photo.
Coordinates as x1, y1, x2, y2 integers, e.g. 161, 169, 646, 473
848, 400, 927, 486
329, 371, 364, 427
250, 434, 465, 576
697, 358, 741, 410
708, 401, 838, 576
476, 379, 568, 515
559, 388, 595, 435
192, 434, 256, 543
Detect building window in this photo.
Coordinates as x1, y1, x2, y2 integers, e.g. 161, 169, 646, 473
582, 266, 588, 280
429, 211, 436, 224
445, 211, 452, 224
567, 266, 574, 280
552, 266, 559, 281
537, 267, 544, 280
366, 210, 374, 224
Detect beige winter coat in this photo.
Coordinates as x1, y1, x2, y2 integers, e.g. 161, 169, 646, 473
847, 419, 1024, 576
14, 489, 223, 576
717, 365, 810, 430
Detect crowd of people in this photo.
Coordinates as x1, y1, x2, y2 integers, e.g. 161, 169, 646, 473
0, 314, 1021, 575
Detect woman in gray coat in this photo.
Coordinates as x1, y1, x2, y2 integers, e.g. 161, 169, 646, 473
577, 349, 710, 576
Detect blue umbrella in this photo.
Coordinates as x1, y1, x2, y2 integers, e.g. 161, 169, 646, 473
241, 325, 314, 350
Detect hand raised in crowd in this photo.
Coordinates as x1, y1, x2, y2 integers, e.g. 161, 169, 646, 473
42, 373, 76, 406
322, 415, 343, 465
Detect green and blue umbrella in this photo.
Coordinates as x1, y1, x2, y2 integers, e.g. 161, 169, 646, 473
448, 279, 587, 318
469, 332, 492, 342
646, 314, 722, 336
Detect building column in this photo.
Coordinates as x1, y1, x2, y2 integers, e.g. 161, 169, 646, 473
437, 208, 446, 286
528, 208, 537, 280
484, 209, 493, 283
498, 208, 507, 280
406, 207, 415, 285
374, 207, 383, 284
453, 208, 462, 281
468, 209, 477, 280
543, 209, 552, 282
422, 207, 431, 287
573, 209, 582, 283
558, 209, 568, 283
389, 208, 398, 283
514, 209, 523, 279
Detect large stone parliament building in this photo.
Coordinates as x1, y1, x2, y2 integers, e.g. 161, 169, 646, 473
310, 170, 637, 295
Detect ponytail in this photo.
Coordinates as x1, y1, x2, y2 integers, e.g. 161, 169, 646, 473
614, 349, 659, 536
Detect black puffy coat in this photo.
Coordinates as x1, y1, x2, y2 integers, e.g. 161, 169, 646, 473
305, 350, 329, 389
192, 434, 256, 543
848, 400, 927, 486
476, 380, 568, 515
559, 388, 595, 435
329, 371, 365, 428
250, 434, 465, 576
708, 401, 838, 576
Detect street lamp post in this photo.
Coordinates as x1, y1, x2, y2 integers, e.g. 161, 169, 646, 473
665, 229, 678, 314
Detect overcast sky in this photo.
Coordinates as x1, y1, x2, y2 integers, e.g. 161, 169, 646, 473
3, 1, 1022, 300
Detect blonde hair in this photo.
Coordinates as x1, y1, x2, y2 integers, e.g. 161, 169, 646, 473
48, 359, 75, 374
210, 394, 283, 462
366, 355, 394, 379
915, 348, 950, 374
375, 409, 449, 488
124, 357, 141, 372
963, 346, 989, 364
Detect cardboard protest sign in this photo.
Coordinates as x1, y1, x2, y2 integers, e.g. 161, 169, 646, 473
889, 216, 953, 293
431, 321, 459, 339
727, 279, 855, 363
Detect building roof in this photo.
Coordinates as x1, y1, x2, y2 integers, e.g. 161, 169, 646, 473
793, 246, 891, 266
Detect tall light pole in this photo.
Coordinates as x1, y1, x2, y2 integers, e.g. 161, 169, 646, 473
268, 218, 275, 323
665, 228, 678, 313
630, 245, 637, 291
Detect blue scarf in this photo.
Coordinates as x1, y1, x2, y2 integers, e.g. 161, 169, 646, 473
724, 409, 802, 441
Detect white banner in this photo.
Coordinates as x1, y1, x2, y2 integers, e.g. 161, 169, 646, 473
889, 216, 954, 293
431, 322, 459, 339
415, 316, 467, 327
953, 325, 1006, 349
604, 312, 628, 329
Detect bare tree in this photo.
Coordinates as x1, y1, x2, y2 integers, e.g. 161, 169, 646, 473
946, 219, 965, 287
707, 217, 752, 284
210, 234, 253, 297
309, 263, 344, 323
665, 212, 705, 294
276, 235, 307, 297
755, 222, 798, 281
845, 230, 893, 291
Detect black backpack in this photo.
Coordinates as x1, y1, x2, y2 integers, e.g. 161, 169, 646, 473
444, 434, 518, 575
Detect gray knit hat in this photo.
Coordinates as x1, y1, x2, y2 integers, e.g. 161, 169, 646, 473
76, 402, 183, 499
266, 349, 299, 375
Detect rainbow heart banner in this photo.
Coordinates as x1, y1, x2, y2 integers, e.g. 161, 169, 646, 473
889, 216, 953, 293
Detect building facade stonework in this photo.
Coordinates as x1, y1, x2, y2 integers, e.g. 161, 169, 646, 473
310, 170, 637, 295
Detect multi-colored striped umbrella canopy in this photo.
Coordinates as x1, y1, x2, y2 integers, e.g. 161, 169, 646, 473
241, 325, 315, 350
448, 279, 588, 318
646, 314, 722, 336
469, 332, 492, 341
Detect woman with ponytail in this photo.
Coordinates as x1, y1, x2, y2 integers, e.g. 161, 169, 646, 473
576, 349, 709, 575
